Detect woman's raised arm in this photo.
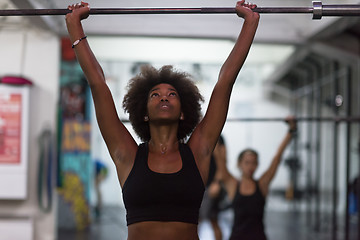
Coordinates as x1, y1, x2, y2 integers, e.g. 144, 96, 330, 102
189, 0, 259, 168
259, 116, 297, 195
213, 140, 238, 200
65, 2, 137, 181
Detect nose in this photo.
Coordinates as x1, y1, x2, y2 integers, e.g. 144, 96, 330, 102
160, 96, 169, 102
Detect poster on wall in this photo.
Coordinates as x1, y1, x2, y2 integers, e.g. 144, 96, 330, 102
0, 85, 29, 199
0, 93, 22, 164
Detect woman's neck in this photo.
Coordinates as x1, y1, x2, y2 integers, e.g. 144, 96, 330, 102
148, 123, 180, 155
240, 175, 254, 182
148, 127, 179, 155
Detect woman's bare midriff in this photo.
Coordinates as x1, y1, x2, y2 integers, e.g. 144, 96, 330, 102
127, 221, 199, 240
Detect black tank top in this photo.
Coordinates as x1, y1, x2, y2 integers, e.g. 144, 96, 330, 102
122, 143, 205, 226
230, 181, 266, 240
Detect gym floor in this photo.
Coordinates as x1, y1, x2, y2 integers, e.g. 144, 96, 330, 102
58, 202, 359, 240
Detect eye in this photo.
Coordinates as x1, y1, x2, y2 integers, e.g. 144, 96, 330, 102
150, 92, 159, 98
169, 92, 177, 97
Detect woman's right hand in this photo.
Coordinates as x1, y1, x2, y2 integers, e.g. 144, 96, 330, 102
235, 0, 259, 21
66, 1, 90, 22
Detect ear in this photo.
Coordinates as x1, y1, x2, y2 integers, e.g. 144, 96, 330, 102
144, 116, 149, 122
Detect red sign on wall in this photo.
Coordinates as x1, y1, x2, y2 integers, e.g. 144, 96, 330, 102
0, 93, 22, 164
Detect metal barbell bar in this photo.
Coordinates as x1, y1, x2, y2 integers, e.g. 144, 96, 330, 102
224, 117, 360, 122
0, 1, 359, 20
120, 117, 360, 123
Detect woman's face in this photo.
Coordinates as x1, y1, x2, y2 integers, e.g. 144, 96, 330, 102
238, 152, 258, 178
146, 83, 182, 123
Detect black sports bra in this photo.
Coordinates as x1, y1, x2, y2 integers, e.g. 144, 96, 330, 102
122, 143, 205, 225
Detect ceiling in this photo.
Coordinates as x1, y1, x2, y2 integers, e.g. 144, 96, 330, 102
0, 0, 359, 45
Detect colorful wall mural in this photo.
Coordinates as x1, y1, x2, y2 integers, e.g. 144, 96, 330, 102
57, 38, 92, 230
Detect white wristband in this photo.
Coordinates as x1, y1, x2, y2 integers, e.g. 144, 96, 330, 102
72, 36, 87, 48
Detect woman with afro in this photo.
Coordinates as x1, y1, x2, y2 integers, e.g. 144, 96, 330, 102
65, 1, 259, 239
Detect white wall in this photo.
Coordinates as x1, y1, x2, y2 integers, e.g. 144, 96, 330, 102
0, 28, 59, 240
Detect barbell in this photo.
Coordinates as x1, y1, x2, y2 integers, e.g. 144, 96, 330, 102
0, 1, 359, 20
119, 117, 360, 123
223, 117, 360, 122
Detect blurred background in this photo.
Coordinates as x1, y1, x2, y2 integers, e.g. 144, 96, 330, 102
0, 0, 359, 239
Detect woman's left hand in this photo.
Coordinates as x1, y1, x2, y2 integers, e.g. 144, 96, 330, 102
66, 1, 90, 22
285, 116, 297, 132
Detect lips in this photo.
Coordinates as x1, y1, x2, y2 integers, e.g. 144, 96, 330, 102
159, 102, 170, 109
